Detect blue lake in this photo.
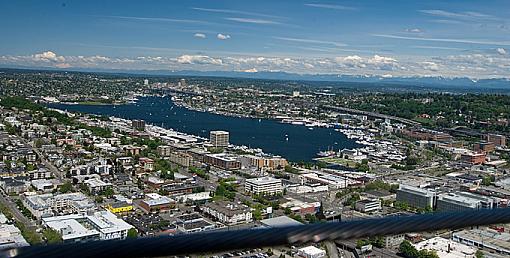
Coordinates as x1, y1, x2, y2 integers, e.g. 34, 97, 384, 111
48, 96, 361, 161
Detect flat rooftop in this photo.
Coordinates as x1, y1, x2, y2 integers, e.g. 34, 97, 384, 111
414, 237, 476, 258
245, 177, 281, 185
260, 216, 302, 228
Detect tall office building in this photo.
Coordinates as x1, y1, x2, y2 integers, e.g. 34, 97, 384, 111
143, 79, 149, 86
436, 192, 496, 212
179, 78, 187, 87
132, 119, 146, 131
210, 131, 229, 147
396, 184, 436, 209
486, 133, 506, 147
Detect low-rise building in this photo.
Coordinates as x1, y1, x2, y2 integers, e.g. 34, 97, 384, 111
474, 141, 495, 153
106, 201, 133, 214
240, 154, 288, 171
157, 145, 172, 157
461, 152, 486, 165
0, 224, 29, 250
384, 234, 405, 248
23, 192, 95, 219
174, 192, 212, 203
297, 246, 326, 258
245, 177, 283, 195
280, 198, 320, 215
123, 213, 176, 236
260, 216, 303, 228
139, 158, 154, 171
84, 178, 112, 194
175, 213, 215, 234
0, 177, 29, 194
168, 151, 192, 167
454, 228, 510, 256
355, 199, 382, 213
414, 236, 476, 258
42, 210, 133, 243
202, 202, 252, 225
138, 193, 174, 213
124, 145, 141, 156
27, 168, 52, 180
485, 133, 506, 147
204, 153, 241, 170
30, 179, 58, 192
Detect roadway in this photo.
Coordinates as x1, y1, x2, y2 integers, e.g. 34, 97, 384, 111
31, 147, 65, 180
0, 189, 36, 229
322, 105, 420, 126
325, 241, 340, 258
18, 136, 65, 180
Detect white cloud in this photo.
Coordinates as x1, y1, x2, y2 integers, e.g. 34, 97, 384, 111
34, 51, 65, 63
340, 55, 366, 68
372, 34, 510, 46
405, 28, 422, 33
273, 36, 346, 47
242, 68, 258, 73
419, 10, 496, 20
225, 17, 280, 25
100, 15, 208, 24
217, 33, 231, 40
194, 33, 206, 39
497, 48, 507, 55
176, 55, 223, 65
333, 55, 400, 71
1, 50, 510, 79
191, 7, 281, 19
368, 55, 397, 64
304, 3, 356, 11
412, 45, 464, 51
55, 63, 72, 68
421, 61, 440, 71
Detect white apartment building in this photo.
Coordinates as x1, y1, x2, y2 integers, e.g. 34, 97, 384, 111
23, 193, 95, 219
202, 202, 252, 225
42, 210, 133, 243
245, 177, 283, 195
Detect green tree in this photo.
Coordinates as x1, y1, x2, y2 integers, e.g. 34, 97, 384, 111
284, 165, 299, 174
101, 187, 114, 198
399, 240, 418, 258
253, 209, 263, 221
127, 228, 138, 238
305, 214, 318, 223
43, 228, 62, 244
356, 159, 370, 172
475, 250, 484, 258
95, 196, 104, 203
58, 181, 73, 193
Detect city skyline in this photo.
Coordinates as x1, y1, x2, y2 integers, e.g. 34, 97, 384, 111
1, 0, 510, 78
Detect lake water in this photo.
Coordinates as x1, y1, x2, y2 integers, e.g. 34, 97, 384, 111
48, 96, 361, 161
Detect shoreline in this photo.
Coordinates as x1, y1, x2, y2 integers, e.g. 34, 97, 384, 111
49, 95, 364, 162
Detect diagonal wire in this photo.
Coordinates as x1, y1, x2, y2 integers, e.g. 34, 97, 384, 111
5, 208, 510, 258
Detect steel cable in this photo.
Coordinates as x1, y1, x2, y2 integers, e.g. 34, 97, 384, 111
5, 208, 510, 258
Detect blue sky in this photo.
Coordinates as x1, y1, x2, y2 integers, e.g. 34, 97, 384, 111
1, 0, 509, 78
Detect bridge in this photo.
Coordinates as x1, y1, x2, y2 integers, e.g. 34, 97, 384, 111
322, 105, 421, 126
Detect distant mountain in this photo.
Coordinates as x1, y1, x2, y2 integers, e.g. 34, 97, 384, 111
1, 65, 509, 90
